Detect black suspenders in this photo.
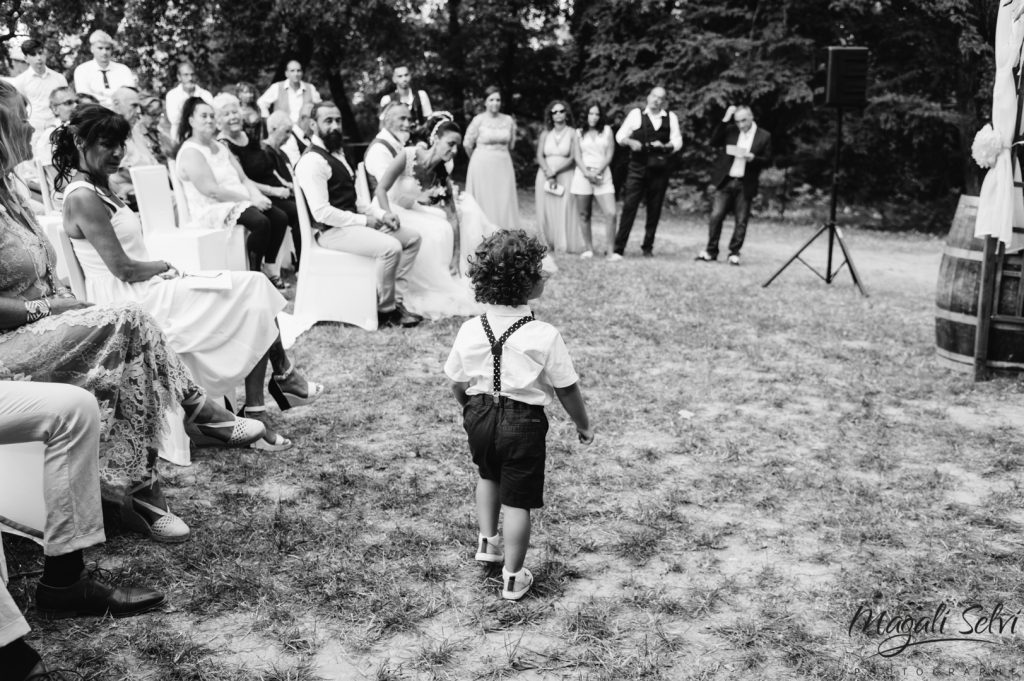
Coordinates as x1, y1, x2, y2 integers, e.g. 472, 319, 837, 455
480, 314, 534, 403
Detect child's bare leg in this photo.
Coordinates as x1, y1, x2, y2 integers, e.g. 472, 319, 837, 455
501, 505, 531, 572
476, 478, 500, 537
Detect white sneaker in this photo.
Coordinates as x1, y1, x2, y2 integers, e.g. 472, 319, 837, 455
580, 250, 593, 259
606, 253, 623, 262
502, 567, 533, 600
728, 254, 740, 266
475, 534, 504, 564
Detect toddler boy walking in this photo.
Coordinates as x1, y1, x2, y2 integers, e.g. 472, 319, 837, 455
444, 230, 593, 600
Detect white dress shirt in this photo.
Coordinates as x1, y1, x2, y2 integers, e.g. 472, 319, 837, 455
728, 122, 758, 178
280, 126, 310, 167
615, 107, 682, 152
73, 60, 136, 106
11, 67, 67, 131
256, 81, 322, 123
293, 137, 383, 230
165, 83, 213, 136
363, 129, 406, 182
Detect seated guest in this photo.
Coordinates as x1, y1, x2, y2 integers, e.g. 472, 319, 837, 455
374, 113, 491, 320
293, 101, 422, 328
164, 60, 212, 138
0, 80, 266, 543
279, 101, 314, 167
364, 101, 411, 193
108, 86, 158, 206
175, 96, 290, 284
0, 382, 165, 681
256, 60, 322, 125
219, 98, 301, 273
138, 92, 175, 164
72, 30, 135, 107
55, 104, 322, 452
234, 81, 265, 142
32, 86, 76, 167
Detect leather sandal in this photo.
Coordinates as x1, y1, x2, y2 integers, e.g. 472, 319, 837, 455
239, 405, 293, 452
267, 364, 324, 411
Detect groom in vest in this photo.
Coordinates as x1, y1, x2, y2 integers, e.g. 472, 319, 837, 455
609, 86, 682, 260
293, 102, 423, 328
257, 60, 323, 125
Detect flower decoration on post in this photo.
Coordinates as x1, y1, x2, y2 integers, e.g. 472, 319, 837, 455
972, 124, 1009, 169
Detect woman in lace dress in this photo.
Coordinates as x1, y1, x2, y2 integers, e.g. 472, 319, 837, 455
0, 81, 265, 543
175, 96, 289, 284
464, 86, 521, 231
375, 114, 491, 319
55, 104, 323, 453
535, 100, 583, 253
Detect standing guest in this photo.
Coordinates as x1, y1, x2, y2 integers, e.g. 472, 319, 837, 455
364, 101, 411, 193
0, 382, 166, 681
164, 60, 212, 138
107, 86, 158, 205
379, 65, 433, 128
279, 101, 315, 167
465, 86, 520, 230
32, 86, 76, 166
176, 96, 290, 283
72, 30, 136, 107
609, 86, 681, 260
3, 45, 27, 81
570, 103, 616, 258
534, 99, 582, 253
256, 60, 322, 125
0, 79, 266, 543
10, 39, 67, 137
293, 101, 423, 328
219, 93, 299, 280
56, 104, 322, 451
697, 105, 772, 266
445, 230, 593, 601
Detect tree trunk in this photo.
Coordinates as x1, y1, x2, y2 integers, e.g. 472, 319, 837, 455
326, 71, 363, 144
447, 0, 466, 126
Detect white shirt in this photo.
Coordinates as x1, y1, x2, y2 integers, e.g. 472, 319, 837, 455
11, 67, 67, 131
444, 304, 579, 406
728, 122, 759, 178
293, 137, 383, 230
379, 89, 433, 118
280, 126, 310, 167
615, 107, 682, 152
73, 60, 136, 106
256, 80, 322, 123
165, 83, 213, 137
363, 129, 406, 182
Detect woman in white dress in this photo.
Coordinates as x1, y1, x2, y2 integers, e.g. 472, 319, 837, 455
55, 105, 323, 451
535, 99, 583, 253
175, 96, 290, 286
570, 103, 617, 258
374, 113, 491, 319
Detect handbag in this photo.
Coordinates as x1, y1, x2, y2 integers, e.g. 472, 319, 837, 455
544, 180, 565, 196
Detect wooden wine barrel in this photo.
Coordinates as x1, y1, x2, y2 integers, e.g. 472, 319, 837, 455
935, 194, 1024, 374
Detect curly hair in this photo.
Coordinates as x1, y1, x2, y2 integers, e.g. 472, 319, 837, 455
51, 104, 131, 192
467, 230, 547, 305
543, 99, 574, 129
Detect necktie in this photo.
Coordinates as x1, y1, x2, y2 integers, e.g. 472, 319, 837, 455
101, 70, 110, 88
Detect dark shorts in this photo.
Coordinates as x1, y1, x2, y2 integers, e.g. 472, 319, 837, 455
463, 394, 548, 509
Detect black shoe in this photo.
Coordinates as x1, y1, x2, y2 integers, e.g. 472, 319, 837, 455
393, 303, 423, 328
377, 309, 398, 328
35, 567, 165, 619
642, 249, 653, 258
24, 661, 85, 681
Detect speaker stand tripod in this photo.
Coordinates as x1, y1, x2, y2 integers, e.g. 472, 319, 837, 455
762, 108, 868, 297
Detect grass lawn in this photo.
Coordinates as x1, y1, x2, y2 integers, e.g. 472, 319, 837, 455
8, 199, 1024, 680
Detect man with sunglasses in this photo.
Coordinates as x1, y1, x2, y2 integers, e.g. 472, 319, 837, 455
32, 87, 76, 167
697, 105, 772, 266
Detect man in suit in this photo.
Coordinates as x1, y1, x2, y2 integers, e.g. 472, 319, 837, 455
609, 86, 682, 260
293, 102, 422, 328
697, 105, 772, 266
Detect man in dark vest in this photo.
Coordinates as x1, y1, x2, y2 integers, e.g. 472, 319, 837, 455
256, 60, 322, 126
379, 65, 432, 127
363, 101, 411, 194
697, 105, 772, 266
609, 86, 682, 260
293, 102, 423, 328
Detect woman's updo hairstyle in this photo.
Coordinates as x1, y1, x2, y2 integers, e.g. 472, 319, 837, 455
416, 111, 461, 147
52, 104, 131, 192
176, 96, 210, 144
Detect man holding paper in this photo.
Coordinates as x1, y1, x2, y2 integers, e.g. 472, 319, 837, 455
697, 105, 772, 265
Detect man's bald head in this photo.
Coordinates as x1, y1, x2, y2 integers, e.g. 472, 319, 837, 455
112, 87, 141, 123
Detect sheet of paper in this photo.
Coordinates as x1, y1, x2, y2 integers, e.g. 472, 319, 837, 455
726, 144, 743, 157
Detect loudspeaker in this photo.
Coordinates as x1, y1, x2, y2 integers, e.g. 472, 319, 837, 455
812, 47, 868, 108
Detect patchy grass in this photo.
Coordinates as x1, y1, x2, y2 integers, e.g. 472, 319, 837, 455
7, 203, 1024, 679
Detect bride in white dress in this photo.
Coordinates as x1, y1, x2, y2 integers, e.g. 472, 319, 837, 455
374, 113, 497, 320
54, 105, 323, 451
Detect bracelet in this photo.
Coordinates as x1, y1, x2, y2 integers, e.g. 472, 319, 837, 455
25, 298, 51, 323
